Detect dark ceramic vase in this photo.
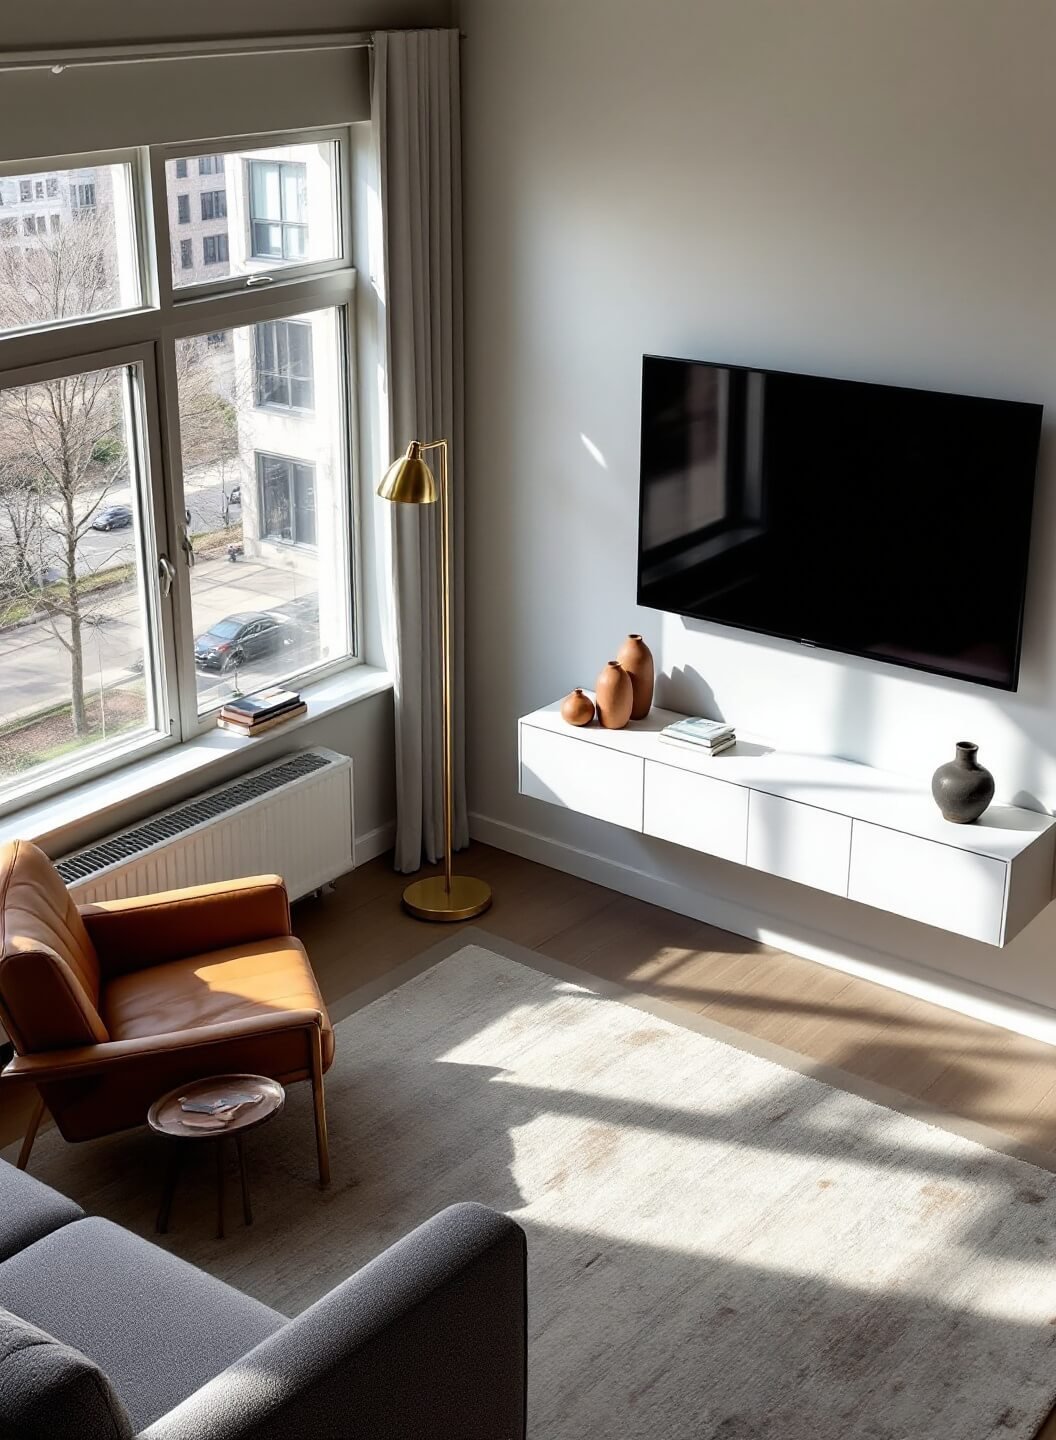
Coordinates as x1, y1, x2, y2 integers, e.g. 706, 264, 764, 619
931, 741, 995, 824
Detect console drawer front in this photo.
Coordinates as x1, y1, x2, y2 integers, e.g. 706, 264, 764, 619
746, 790, 852, 896
848, 821, 1006, 945
519, 725, 644, 831
644, 760, 748, 864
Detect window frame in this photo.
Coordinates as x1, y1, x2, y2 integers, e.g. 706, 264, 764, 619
0, 128, 361, 813
0, 146, 157, 338
0, 342, 177, 818
151, 127, 350, 305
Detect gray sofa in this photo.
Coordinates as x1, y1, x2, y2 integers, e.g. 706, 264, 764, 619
0, 1160, 527, 1439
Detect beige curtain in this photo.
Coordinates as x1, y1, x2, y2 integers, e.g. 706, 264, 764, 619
372, 29, 468, 873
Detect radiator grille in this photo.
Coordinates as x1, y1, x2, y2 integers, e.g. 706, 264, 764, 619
56, 752, 331, 885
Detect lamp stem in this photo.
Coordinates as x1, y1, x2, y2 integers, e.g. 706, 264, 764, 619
438, 439, 454, 893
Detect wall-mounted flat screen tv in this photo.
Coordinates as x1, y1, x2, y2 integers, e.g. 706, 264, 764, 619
637, 354, 1043, 690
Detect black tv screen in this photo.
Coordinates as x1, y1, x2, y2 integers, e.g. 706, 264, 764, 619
637, 355, 1042, 690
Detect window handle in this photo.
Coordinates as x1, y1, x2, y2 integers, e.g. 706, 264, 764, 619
180, 523, 195, 568
246, 275, 274, 287
158, 555, 176, 597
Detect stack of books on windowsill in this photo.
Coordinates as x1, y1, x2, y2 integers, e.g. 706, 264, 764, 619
217, 687, 306, 737
659, 716, 736, 757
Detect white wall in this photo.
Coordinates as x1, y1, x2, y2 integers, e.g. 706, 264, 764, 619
458, 0, 1056, 1026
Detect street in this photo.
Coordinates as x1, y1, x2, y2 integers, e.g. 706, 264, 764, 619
4, 461, 240, 582
0, 455, 327, 734
0, 549, 320, 731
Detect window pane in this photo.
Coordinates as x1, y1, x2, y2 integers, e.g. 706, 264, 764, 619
165, 140, 339, 291
174, 306, 351, 713
0, 163, 141, 334
0, 362, 164, 797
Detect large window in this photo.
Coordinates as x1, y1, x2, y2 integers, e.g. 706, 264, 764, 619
254, 319, 313, 411
164, 140, 338, 292
174, 305, 348, 716
0, 133, 355, 811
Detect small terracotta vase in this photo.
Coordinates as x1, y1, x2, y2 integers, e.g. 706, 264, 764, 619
617, 634, 654, 720
595, 661, 633, 729
931, 741, 995, 824
560, 688, 596, 726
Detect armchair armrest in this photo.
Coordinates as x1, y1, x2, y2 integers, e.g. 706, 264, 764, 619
79, 875, 292, 977
142, 1203, 528, 1440
0, 1008, 324, 1086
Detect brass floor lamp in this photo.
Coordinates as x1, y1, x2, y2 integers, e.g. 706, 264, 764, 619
377, 439, 493, 922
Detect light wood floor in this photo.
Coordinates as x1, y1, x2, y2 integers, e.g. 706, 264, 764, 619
301, 842, 1056, 1438
297, 842, 1056, 1159
4, 841, 1056, 1433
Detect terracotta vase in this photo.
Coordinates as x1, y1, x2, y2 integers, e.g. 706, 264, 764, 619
931, 741, 995, 824
560, 688, 596, 726
617, 634, 654, 720
595, 661, 633, 729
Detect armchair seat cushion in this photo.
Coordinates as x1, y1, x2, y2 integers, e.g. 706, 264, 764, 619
0, 1217, 285, 1432
102, 937, 335, 1070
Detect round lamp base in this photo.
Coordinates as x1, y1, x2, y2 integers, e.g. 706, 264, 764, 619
402, 874, 493, 923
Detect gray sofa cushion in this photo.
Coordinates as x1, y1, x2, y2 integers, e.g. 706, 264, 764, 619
0, 1305, 132, 1440
0, 1217, 285, 1432
0, 1157, 83, 1260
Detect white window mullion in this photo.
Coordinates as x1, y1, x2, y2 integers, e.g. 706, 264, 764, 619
155, 333, 200, 744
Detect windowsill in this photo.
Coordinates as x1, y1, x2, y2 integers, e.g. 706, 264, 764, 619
0, 663, 392, 850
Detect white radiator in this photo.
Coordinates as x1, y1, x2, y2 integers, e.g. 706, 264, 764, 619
58, 748, 355, 904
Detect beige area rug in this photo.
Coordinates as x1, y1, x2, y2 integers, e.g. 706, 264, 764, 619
10, 931, 1056, 1439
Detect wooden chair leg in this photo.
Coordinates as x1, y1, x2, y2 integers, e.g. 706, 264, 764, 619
310, 1025, 331, 1189
17, 1092, 45, 1171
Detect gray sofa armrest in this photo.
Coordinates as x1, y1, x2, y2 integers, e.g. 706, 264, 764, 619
142, 1203, 527, 1440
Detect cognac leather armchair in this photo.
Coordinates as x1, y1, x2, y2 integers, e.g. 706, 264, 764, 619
0, 839, 333, 1182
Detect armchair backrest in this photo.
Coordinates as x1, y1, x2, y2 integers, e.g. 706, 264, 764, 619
0, 840, 108, 1053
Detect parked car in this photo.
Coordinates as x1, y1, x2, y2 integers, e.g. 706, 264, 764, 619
193, 611, 292, 672
268, 592, 320, 636
228, 485, 241, 507
91, 504, 133, 532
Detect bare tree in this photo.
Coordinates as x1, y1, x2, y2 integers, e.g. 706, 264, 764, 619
0, 457, 41, 598
0, 209, 127, 735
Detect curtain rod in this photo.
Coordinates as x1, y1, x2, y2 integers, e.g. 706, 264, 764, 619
0, 32, 375, 75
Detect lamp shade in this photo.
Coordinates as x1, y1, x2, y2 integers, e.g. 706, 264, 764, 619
376, 441, 438, 505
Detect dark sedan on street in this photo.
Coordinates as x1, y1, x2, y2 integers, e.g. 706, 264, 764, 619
193, 611, 292, 672
91, 503, 133, 532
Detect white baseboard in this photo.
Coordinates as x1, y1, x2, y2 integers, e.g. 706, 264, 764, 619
469, 810, 1056, 1046
354, 820, 396, 867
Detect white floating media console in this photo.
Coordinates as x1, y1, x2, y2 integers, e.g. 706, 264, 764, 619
518, 701, 1055, 947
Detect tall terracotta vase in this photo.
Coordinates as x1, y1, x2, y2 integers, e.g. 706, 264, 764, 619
595, 661, 633, 729
617, 634, 654, 720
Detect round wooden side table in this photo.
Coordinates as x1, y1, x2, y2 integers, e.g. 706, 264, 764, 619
147, 1074, 285, 1239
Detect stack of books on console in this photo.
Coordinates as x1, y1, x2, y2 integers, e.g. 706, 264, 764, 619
659, 716, 736, 757
217, 687, 306, 737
